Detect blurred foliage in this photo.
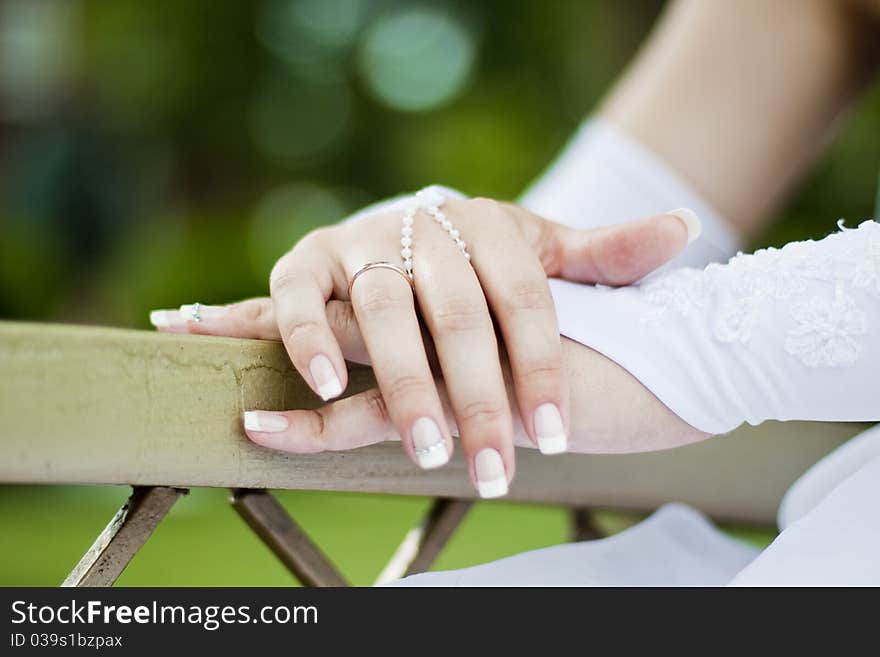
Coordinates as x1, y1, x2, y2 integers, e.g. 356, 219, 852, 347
0, 0, 873, 584
0, 0, 665, 324
3, 0, 875, 325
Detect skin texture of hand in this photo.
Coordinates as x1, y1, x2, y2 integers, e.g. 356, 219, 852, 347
158, 296, 710, 457
151, 200, 698, 497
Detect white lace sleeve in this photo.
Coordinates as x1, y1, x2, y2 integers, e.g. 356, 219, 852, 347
550, 220, 880, 434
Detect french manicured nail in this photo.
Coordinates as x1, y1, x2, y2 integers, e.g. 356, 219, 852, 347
668, 208, 701, 244
149, 309, 187, 328
534, 403, 567, 455
474, 448, 508, 498
178, 304, 229, 321
309, 354, 343, 400
411, 417, 449, 469
243, 411, 289, 433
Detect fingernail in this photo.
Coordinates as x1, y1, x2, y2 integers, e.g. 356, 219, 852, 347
411, 417, 449, 469
243, 411, 289, 433
178, 304, 229, 321
309, 354, 343, 400
534, 403, 567, 455
668, 208, 702, 244
149, 309, 187, 328
474, 448, 508, 498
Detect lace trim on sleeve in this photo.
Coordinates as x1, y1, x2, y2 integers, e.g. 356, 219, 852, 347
642, 220, 880, 367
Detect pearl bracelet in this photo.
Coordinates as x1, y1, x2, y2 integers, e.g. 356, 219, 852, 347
401, 187, 471, 279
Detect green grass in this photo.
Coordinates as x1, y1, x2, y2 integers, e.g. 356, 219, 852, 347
0, 486, 775, 586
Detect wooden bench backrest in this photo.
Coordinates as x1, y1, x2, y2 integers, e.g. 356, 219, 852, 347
1, 321, 864, 525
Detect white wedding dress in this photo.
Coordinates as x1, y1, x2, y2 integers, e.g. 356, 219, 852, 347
390, 424, 880, 586
382, 120, 880, 586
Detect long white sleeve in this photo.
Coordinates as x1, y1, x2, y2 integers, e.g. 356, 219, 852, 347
551, 220, 880, 435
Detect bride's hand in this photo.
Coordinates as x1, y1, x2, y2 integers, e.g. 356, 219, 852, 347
151, 297, 708, 461
151, 196, 697, 497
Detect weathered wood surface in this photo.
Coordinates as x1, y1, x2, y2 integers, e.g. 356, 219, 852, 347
0, 321, 868, 524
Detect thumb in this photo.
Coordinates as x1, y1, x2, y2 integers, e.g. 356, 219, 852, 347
548, 209, 701, 286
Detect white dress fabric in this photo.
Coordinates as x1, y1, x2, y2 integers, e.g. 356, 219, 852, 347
352, 118, 880, 586
387, 503, 759, 587
731, 427, 880, 586
778, 419, 880, 531
389, 423, 880, 587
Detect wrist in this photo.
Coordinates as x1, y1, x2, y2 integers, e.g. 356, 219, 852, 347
562, 337, 709, 454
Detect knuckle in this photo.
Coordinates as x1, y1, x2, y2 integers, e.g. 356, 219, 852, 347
533, 217, 558, 258
503, 278, 552, 313
238, 298, 272, 323
293, 226, 332, 252
432, 298, 490, 333
512, 214, 558, 272
355, 286, 408, 316
459, 400, 508, 427
382, 375, 434, 406
285, 318, 324, 345
466, 197, 509, 226
302, 409, 326, 444
362, 389, 392, 427
517, 359, 564, 387
467, 197, 502, 214
326, 300, 356, 337
269, 264, 300, 295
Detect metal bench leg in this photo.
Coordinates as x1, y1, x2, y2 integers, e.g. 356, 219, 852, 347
374, 497, 473, 585
230, 489, 348, 587
569, 506, 604, 542
63, 486, 187, 587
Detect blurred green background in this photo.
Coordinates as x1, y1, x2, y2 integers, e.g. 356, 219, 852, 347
1, 0, 877, 585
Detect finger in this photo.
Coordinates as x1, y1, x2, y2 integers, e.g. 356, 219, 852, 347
243, 387, 399, 453
150, 299, 280, 339
242, 363, 537, 457
414, 230, 515, 498
513, 205, 699, 285
562, 210, 697, 284
269, 242, 348, 401
150, 298, 372, 364
465, 205, 568, 456
558, 210, 698, 284
346, 264, 454, 470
